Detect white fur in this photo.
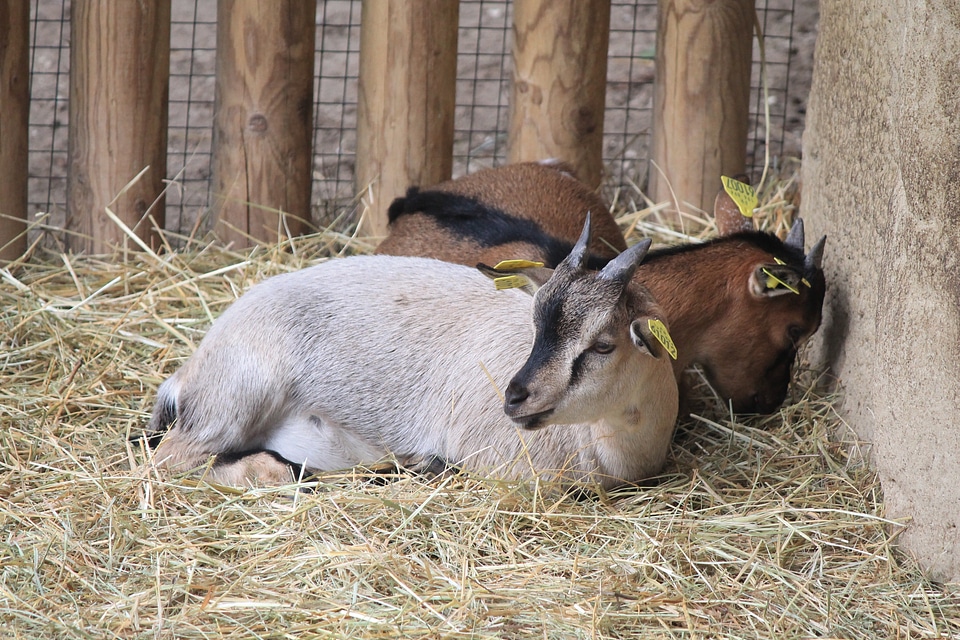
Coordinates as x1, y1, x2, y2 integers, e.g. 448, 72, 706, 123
151, 255, 678, 488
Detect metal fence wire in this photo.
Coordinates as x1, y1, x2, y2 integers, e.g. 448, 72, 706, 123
27, 0, 799, 235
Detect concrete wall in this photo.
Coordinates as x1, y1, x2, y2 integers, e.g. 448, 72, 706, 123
802, 0, 960, 582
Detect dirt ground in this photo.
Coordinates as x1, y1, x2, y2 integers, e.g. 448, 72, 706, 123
25, 0, 818, 240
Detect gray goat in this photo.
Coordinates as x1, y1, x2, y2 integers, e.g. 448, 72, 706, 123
148, 219, 679, 489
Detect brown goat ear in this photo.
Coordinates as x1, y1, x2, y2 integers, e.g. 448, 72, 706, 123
715, 175, 756, 236
477, 261, 554, 296
749, 264, 804, 298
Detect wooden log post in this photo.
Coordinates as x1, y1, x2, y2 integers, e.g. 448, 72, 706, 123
508, 0, 611, 188
355, 0, 459, 239
650, 0, 754, 215
66, 0, 171, 254
211, 0, 316, 248
0, 0, 29, 263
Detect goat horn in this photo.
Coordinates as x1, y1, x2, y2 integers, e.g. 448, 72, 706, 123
805, 235, 826, 272
561, 212, 593, 271
785, 218, 805, 251
599, 238, 652, 285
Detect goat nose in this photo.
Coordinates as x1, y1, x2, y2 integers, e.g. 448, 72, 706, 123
504, 381, 529, 410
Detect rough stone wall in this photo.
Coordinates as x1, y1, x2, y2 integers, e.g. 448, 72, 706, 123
802, 0, 960, 582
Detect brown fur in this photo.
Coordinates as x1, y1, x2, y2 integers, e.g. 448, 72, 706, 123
636, 239, 825, 412
375, 161, 626, 264
376, 166, 826, 414
714, 175, 756, 235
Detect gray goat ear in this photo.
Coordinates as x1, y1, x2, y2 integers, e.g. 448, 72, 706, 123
598, 238, 652, 286
805, 235, 826, 271
629, 317, 678, 360
785, 218, 805, 251
557, 212, 592, 271
629, 320, 654, 357
477, 261, 554, 296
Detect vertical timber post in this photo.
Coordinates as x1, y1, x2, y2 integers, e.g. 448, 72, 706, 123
0, 0, 29, 263
651, 0, 754, 215
67, 0, 171, 254
508, 0, 611, 188
355, 0, 459, 239
212, 0, 317, 248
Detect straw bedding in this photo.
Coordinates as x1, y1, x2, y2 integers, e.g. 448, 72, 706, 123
2, 176, 958, 639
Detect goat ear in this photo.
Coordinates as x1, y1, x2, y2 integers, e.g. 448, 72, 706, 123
750, 264, 804, 298
477, 261, 554, 296
715, 175, 755, 236
629, 318, 678, 360
629, 320, 655, 357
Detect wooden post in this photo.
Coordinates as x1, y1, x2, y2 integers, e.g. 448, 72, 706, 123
508, 0, 611, 188
211, 0, 316, 248
66, 0, 171, 254
650, 0, 754, 215
0, 0, 29, 263
355, 0, 459, 238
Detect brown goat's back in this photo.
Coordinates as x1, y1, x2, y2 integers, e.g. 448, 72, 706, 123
376, 162, 626, 266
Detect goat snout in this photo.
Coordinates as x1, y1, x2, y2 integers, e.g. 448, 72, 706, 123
503, 379, 554, 429
504, 380, 530, 413
732, 388, 785, 415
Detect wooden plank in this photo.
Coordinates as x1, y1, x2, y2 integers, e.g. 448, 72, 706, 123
355, 0, 459, 238
508, 0, 611, 188
211, 0, 316, 248
651, 0, 754, 215
66, 0, 171, 254
0, 0, 29, 263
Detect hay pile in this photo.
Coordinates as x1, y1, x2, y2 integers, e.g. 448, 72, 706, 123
2, 180, 958, 638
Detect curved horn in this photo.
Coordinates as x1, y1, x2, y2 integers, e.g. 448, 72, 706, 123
558, 212, 592, 271
598, 238, 652, 286
785, 218, 805, 251
805, 235, 826, 272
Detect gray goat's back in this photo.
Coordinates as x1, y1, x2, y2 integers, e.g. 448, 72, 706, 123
157, 255, 542, 473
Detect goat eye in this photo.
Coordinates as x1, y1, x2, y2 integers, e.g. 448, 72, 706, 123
591, 341, 616, 355
788, 325, 804, 342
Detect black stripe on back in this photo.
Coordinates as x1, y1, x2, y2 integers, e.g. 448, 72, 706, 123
388, 187, 610, 269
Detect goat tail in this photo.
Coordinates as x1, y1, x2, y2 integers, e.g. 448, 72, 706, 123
145, 377, 180, 449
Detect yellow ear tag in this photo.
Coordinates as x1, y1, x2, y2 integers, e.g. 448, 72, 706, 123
492, 259, 544, 270
493, 275, 532, 291
774, 257, 811, 287
647, 319, 678, 360
761, 267, 800, 294
721, 176, 758, 218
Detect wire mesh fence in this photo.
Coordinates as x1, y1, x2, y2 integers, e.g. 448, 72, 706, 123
26, 0, 801, 236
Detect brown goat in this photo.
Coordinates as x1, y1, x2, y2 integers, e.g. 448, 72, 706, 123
377, 164, 826, 414
375, 160, 626, 265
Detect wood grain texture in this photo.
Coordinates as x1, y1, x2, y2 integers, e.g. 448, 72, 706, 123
651, 0, 754, 215
355, 0, 459, 238
0, 0, 29, 263
212, 0, 316, 248
508, 0, 611, 188
66, 0, 171, 254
